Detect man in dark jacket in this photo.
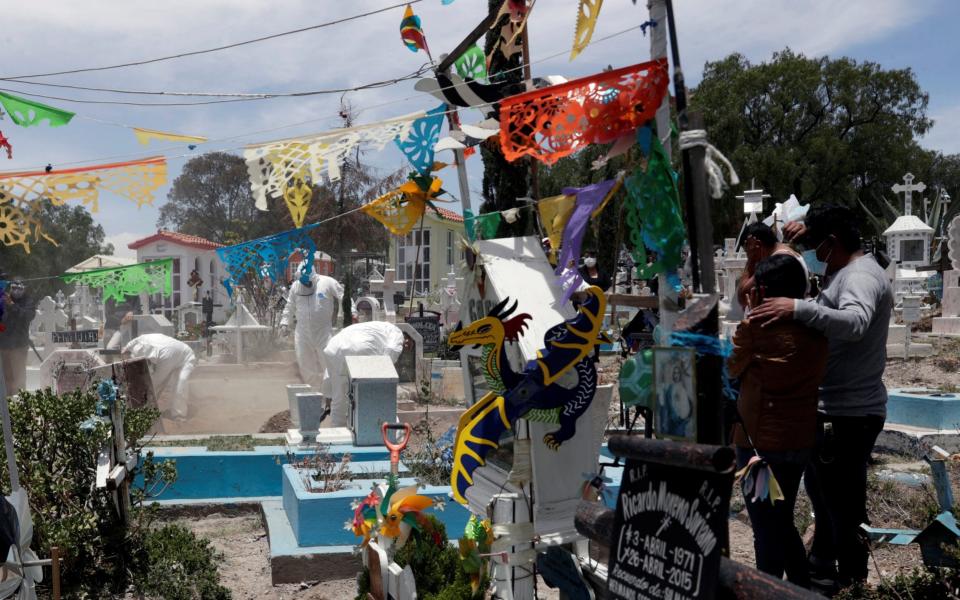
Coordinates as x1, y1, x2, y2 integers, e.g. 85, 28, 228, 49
0, 278, 37, 396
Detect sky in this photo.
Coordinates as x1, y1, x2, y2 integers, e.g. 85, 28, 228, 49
1, 0, 957, 259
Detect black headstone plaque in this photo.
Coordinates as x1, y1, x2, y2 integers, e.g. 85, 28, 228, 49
607, 459, 731, 600
405, 314, 441, 353
51, 329, 99, 344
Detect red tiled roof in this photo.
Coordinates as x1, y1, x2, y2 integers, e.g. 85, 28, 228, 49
428, 205, 464, 223
128, 229, 224, 251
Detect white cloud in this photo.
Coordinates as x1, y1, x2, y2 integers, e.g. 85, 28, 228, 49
0, 0, 947, 241
102, 232, 142, 258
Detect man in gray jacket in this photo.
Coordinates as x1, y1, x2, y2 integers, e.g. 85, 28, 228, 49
750, 205, 893, 590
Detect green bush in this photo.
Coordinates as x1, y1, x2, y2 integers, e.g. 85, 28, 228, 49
393, 516, 484, 600
129, 524, 231, 600
1, 387, 230, 598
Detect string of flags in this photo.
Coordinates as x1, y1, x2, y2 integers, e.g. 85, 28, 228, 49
243, 111, 425, 227
570, 0, 605, 61
216, 226, 319, 297
60, 258, 174, 303
0, 156, 167, 252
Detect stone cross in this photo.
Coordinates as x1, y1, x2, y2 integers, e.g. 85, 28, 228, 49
369, 269, 407, 322
892, 172, 926, 217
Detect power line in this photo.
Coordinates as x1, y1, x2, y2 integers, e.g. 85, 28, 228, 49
3, 0, 423, 80
2, 23, 647, 171
0, 65, 432, 99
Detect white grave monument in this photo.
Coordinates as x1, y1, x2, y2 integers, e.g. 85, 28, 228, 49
884, 173, 935, 301
933, 215, 960, 336
29, 296, 69, 361
210, 296, 270, 363
719, 238, 748, 339
439, 269, 463, 327
353, 296, 382, 323
368, 269, 407, 323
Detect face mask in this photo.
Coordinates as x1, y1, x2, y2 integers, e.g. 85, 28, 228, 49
583, 258, 597, 268
802, 249, 828, 277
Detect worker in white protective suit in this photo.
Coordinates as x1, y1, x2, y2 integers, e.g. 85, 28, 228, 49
322, 321, 404, 427
280, 269, 344, 392
122, 333, 197, 420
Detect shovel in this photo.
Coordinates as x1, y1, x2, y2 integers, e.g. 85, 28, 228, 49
382, 422, 412, 478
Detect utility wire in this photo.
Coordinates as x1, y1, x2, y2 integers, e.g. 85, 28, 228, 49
0, 66, 432, 99
1, 23, 647, 171
2, 0, 423, 80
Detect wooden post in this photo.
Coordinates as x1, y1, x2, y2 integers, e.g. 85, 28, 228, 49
520, 25, 540, 204
110, 396, 132, 526
51, 545, 62, 600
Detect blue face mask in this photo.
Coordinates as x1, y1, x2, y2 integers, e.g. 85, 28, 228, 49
802, 249, 828, 276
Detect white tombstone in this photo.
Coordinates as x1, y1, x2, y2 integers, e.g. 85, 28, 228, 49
393, 322, 423, 384
369, 269, 407, 323
933, 216, 960, 336
439, 270, 463, 327
38, 348, 105, 393
30, 296, 69, 361
354, 296, 382, 323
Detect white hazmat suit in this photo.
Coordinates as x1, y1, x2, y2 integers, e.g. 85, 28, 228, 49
280, 272, 344, 392
322, 322, 404, 427
123, 333, 197, 420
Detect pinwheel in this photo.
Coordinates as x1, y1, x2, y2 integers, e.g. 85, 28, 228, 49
0, 489, 43, 600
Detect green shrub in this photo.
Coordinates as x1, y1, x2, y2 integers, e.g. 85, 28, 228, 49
392, 515, 484, 600
1, 387, 230, 598
129, 524, 231, 600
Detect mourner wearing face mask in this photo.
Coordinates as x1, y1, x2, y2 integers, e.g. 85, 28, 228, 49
0, 277, 37, 397
579, 251, 611, 291
749, 205, 894, 592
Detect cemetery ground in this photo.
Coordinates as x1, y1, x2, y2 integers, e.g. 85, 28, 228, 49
138, 344, 960, 599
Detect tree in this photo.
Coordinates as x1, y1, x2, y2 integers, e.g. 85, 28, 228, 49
691, 49, 933, 239
480, 0, 533, 237
0, 203, 112, 298
537, 144, 633, 280
158, 152, 276, 244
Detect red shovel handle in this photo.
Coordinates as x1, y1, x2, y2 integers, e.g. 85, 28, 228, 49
382, 423, 412, 466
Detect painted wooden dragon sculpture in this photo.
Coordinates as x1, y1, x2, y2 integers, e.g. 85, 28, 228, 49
447, 286, 610, 504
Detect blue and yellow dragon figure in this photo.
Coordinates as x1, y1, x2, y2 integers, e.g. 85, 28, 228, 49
447, 296, 531, 394
447, 286, 610, 505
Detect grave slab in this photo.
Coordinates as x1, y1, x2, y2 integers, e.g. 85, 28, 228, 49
393, 323, 423, 384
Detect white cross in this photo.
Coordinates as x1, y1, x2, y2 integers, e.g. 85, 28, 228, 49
735, 180, 771, 215
369, 269, 407, 322
30, 296, 69, 360
892, 172, 926, 217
